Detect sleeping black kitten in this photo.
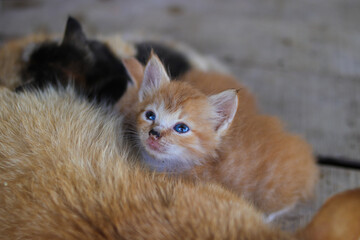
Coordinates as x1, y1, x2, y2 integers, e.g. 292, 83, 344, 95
18, 17, 191, 104
18, 17, 130, 104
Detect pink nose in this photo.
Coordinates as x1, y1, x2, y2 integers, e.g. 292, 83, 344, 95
149, 129, 161, 139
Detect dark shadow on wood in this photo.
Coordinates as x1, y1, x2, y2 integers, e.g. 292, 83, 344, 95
317, 155, 360, 170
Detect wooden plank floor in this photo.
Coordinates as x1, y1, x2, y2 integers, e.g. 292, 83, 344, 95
1, 0, 359, 232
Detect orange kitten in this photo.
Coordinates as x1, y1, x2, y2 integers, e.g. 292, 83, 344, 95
124, 54, 318, 218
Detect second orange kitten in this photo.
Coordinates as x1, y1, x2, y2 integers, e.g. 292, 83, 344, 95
116, 55, 318, 219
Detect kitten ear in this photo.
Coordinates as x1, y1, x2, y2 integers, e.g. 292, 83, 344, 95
62, 16, 94, 62
209, 89, 238, 135
139, 53, 170, 102
122, 57, 144, 88
62, 17, 89, 49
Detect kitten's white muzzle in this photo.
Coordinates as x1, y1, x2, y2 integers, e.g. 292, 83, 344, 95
146, 138, 165, 152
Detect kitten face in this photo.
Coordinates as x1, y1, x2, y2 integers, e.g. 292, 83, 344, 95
137, 82, 220, 172
136, 54, 238, 172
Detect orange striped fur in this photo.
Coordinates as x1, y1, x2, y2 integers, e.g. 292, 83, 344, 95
119, 54, 318, 217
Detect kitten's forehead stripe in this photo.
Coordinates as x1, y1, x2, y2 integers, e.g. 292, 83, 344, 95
159, 82, 205, 113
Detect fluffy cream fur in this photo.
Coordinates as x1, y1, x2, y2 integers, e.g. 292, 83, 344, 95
0, 86, 294, 240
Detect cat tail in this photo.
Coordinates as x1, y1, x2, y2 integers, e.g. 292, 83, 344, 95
294, 188, 360, 240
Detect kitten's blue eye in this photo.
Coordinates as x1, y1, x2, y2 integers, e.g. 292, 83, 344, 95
145, 111, 156, 121
174, 123, 190, 133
